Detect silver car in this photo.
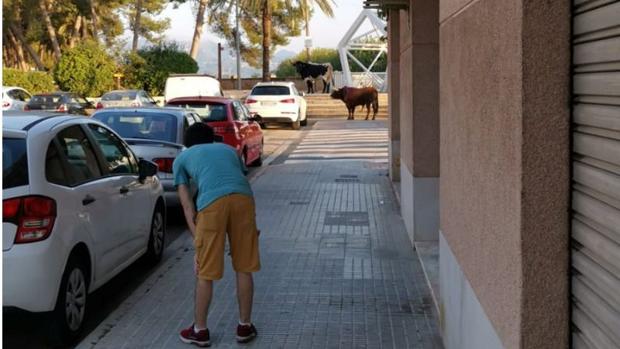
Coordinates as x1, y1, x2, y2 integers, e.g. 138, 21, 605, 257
2, 86, 32, 111
97, 90, 158, 109
92, 107, 201, 206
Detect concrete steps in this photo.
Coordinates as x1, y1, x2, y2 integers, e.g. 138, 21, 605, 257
305, 93, 389, 119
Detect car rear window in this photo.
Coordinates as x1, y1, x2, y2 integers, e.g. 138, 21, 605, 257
250, 86, 291, 96
167, 102, 228, 121
3, 138, 28, 189
29, 95, 62, 108
102, 91, 138, 101
93, 112, 178, 143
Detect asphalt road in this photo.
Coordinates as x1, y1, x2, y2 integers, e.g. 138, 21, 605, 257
2, 121, 313, 349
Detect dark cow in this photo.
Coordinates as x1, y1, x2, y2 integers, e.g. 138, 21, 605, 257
330, 86, 379, 120
293, 61, 333, 94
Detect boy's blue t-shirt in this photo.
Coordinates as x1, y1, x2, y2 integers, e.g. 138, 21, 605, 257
173, 143, 253, 211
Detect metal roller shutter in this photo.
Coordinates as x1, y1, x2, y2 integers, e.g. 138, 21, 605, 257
571, 1, 620, 348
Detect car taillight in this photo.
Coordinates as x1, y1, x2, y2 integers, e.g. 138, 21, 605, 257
280, 98, 295, 104
23, 105, 30, 111
2, 101, 11, 108
130, 102, 140, 107
245, 99, 257, 104
96, 102, 104, 109
3, 196, 57, 244
57, 104, 67, 112
153, 158, 174, 173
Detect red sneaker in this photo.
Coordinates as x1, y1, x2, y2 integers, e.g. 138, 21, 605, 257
179, 324, 211, 347
236, 323, 257, 343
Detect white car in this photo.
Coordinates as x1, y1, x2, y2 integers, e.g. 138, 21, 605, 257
96, 89, 158, 109
2, 86, 32, 111
164, 74, 223, 103
244, 82, 308, 130
92, 107, 202, 207
3, 111, 165, 343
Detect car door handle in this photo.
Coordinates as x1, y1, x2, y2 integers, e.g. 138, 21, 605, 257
82, 195, 96, 206
120, 186, 129, 194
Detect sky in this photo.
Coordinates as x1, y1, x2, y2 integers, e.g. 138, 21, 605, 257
161, 1, 370, 53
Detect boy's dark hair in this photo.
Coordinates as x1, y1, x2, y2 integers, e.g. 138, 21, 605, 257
184, 122, 215, 147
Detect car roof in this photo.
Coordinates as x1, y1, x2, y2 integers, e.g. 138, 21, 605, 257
167, 96, 233, 104
168, 74, 217, 79
103, 89, 142, 94
31, 91, 73, 97
2, 111, 75, 131
2, 86, 25, 91
253, 81, 294, 87
92, 107, 189, 116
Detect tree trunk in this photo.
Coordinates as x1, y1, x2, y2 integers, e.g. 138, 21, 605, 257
69, 16, 82, 48
304, 0, 310, 61
261, 0, 272, 82
90, 1, 99, 43
132, 0, 143, 51
9, 23, 46, 70
39, 0, 61, 60
7, 29, 28, 70
189, 0, 208, 59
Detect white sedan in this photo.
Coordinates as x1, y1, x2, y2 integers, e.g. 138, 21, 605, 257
2, 86, 32, 111
244, 81, 307, 130
3, 112, 164, 344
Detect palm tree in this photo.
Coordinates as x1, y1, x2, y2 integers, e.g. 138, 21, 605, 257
189, 0, 209, 59
249, 0, 334, 81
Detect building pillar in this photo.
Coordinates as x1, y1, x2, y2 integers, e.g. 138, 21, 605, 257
399, 0, 439, 243
438, 0, 570, 348
387, 9, 401, 183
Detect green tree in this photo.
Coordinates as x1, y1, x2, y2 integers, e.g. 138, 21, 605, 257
2, 68, 56, 93
53, 41, 116, 96
207, 0, 302, 76
122, 43, 198, 95
127, 0, 170, 50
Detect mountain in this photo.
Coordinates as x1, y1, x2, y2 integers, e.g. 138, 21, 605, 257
185, 39, 299, 78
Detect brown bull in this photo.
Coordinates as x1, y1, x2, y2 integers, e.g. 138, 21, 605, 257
330, 86, 379, 120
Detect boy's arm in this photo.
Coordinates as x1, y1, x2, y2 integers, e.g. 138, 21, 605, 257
178, 184, 197, 237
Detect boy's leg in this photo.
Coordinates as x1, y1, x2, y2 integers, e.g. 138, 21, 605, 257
195, 279, 213, 329
236, 272, 254, 323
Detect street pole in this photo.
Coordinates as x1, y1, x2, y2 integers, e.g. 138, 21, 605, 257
217, 42, 223, 80
235, 0, 242, 90
304, 0, 310, 61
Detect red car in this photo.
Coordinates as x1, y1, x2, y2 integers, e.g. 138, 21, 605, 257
166, 96, 264, 166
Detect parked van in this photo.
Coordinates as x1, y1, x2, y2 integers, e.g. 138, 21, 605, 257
164, 74, 223, 103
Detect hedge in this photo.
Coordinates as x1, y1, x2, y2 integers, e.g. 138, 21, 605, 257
2, 68, 56, 94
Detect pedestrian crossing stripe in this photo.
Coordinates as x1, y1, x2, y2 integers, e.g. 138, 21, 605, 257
284, 127, 388, 164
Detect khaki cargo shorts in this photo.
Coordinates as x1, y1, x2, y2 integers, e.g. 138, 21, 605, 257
194, 194, 261, 280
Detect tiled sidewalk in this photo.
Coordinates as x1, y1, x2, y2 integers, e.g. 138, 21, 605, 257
77, 131, 441, 349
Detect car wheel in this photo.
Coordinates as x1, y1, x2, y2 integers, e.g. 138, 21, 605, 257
300, 109, 307, 126
145, 206, 165, 264
250, 143, 263, 167
50, 255, 88, 345
292, 119, 301, 130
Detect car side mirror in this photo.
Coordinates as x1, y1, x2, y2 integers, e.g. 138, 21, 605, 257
138, 158, 158, 181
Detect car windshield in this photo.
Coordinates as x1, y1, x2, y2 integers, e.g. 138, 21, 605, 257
3, 138, 29, 189
93, 112, 178, 143
168, 102, 228, 121
251, 86, 291, 96
102, 91, 138, 101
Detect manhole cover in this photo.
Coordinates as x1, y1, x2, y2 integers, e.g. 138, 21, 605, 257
335, 178, 360, 183
324, 211, 369, 226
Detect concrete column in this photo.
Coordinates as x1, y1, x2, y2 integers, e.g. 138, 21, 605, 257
438, 0, 570, 348
398, 0, 440, 243
387, 9, 401, 183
